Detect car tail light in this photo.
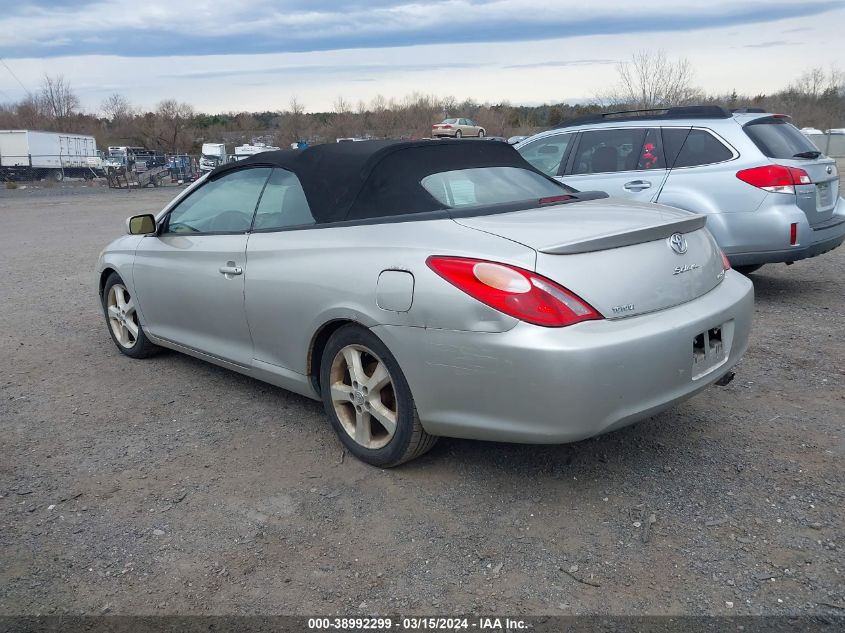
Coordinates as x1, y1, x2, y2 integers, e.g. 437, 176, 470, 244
719, 249, 731, 271
441, 125, 452, 129
426, 256, 602, 327
736, 165, 811, 194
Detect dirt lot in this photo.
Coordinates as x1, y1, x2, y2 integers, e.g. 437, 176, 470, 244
0, 183, 843, 617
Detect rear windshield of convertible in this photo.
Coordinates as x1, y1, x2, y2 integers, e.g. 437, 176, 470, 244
421, 167, 568, 208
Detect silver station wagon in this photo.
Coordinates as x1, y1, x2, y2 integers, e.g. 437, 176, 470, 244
516, 106, 845, 275
97, 140, 753, 466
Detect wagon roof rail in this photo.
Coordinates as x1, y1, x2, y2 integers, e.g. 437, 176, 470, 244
552, 105, 733, 129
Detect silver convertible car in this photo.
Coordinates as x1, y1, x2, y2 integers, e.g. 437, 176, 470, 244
97, 140, 754, 466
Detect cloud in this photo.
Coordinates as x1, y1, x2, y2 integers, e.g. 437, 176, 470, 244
503, 59, 617, 69
158, 62, 489, 80
739, 40, 801, 49
0, 0, 841, 58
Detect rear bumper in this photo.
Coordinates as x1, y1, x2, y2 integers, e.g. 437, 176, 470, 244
373, 271, 754, 444
711, 196, 845, 266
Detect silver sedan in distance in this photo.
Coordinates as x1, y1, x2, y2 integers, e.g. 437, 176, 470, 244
97, 140, 754, 467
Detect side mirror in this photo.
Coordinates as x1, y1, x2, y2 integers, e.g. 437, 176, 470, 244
127, 214, 156, 235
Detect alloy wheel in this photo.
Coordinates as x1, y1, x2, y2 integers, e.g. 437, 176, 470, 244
106, 283, 139, 349
329, 344, 398, 449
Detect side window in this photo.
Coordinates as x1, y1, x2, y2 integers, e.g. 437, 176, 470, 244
571, 128, 648, 175
165, 168, 271, 234
636, 128, 666, 170
252, 168, 315, 231
663, 128, 734, 168
517, 134, 573, 176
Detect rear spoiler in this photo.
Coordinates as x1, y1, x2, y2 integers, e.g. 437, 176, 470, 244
540, 215, 707, 255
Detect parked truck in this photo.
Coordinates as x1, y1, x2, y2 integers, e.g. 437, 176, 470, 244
0, 130, 101, 181
199, 143, 230, 173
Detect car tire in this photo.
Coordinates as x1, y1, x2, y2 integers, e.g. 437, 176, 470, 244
478, 129, 485, 138
734, 264, 764, 276
320, 324, 437, 467
455, 130, 462, 138
101, 272, 159, 359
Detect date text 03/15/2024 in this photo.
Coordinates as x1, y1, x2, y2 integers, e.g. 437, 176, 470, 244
307, 616, 528, 630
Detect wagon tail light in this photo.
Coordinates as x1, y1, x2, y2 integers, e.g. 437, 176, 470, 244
736, 165, 811, 194
426, 256, 602, 327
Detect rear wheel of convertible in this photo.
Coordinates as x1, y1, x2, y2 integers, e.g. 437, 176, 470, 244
102, 272, 159, 359
320, 324, 437, 467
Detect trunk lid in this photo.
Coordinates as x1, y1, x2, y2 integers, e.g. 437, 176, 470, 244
453, 199, 726, 319
780, 156, 839, 225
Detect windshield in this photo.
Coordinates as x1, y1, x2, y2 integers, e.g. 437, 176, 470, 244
421, 167, 569, 208
744, 118, 822, 159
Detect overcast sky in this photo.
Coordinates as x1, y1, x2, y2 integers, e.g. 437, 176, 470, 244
1, 0, 843, 114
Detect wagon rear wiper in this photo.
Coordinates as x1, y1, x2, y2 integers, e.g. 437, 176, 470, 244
793, 150, 821, 159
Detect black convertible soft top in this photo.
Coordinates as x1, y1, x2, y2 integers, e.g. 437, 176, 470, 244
210, 139, 547, 224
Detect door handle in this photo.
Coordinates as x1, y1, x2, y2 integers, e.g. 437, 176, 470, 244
218, 265, 243, 276
623, 180, 652, 191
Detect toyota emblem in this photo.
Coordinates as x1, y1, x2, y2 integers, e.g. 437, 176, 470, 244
668, 233, 688, 255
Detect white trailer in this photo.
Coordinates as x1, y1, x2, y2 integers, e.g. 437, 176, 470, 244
234, 143, 280, 160
0, 130, 101, 181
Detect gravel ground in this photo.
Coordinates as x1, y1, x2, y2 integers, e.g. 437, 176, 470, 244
0, 186, 843, 617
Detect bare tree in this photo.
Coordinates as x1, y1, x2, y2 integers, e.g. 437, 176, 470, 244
13, 94, 50, 129
39, 74, 80, 128
148, 99, 195, 152
101, 93, 133, 122
776, 66, 844, 131
792, 67, 832, 100
333, 95, 350, 114
277, 95, 306, 146
330, 95, 354, 139
605, 50, 702, 109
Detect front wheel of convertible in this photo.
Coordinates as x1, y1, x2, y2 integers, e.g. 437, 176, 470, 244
320, 324, 437, 467
102, 272, 159, 359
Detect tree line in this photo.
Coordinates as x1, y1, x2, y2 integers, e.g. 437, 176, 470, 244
0, 51, 842, 154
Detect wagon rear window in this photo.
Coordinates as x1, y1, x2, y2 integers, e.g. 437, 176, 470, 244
744, 118, 820, 159
421, 167, 568, 208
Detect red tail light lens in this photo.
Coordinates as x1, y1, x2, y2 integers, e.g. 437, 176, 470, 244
539, 194, 575, 205
736, 165, 811, 194
720, 249, 731, 271
426, 256, 602, 327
